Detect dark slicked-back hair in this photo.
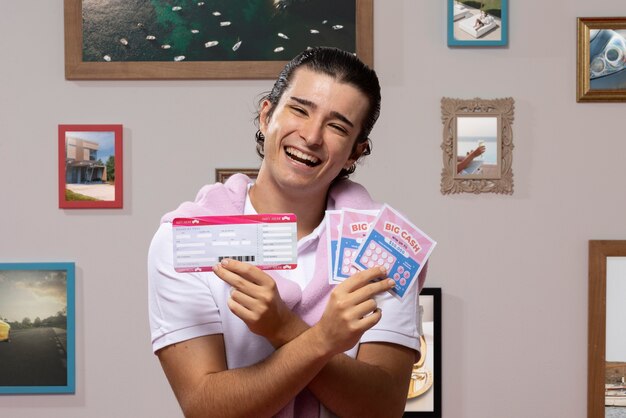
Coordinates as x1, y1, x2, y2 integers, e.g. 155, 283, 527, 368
255, 47, 381, 179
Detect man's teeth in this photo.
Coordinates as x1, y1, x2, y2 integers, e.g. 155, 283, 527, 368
285, 147, 320, 166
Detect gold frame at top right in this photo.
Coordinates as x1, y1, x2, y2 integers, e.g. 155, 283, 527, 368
577, 17, 626, 102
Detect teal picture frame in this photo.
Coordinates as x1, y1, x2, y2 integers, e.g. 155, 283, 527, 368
447, 0, 508, 47
0, 262, 75, 394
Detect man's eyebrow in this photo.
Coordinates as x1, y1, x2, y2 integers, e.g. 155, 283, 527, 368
289, 96, 355, 128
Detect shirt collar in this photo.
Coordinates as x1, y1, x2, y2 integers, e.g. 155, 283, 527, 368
245, 183, 323, 252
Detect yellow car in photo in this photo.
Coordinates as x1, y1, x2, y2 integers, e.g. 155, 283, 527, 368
0, 319, 10, 342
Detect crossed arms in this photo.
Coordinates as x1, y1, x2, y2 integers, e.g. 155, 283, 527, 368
156, 260, 417, 418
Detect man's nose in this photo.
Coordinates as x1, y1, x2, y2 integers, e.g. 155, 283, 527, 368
300, 119, 324, 146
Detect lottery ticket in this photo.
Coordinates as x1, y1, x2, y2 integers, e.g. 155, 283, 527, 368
172, 214, 297, 272
353, 204, 436, 300
334, 209, 379, 282
325, 210, 343, 284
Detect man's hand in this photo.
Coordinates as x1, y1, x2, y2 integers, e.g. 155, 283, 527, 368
315, 267, 395, 355
213, 259, 301, 345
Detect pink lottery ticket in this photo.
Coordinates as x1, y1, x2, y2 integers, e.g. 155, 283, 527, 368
353, 204, 436, 300
172, 214, 297, 272
334, 209, 379, 282
325, 210, 343, 284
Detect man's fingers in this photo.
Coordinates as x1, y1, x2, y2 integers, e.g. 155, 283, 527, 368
360, 308, 383, 328
230, 288, 258, 311
350, 278, 395, 303
213, 262, 253, 290
351, 298, 379, 319
226, 296, 254, 321
339, 266, 388, 293
339, 271, 396, 306
217, 258, 271, 286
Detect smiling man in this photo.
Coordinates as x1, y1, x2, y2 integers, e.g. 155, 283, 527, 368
148, 47, 426, 418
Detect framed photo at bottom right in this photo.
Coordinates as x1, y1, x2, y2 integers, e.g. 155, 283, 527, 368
404, 287, 442, 417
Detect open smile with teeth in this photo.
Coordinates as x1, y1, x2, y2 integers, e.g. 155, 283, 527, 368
285, 146, 321, 167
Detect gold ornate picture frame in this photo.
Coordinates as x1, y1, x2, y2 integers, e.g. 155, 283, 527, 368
440, 97, 514, 195
577, 17, 626, 102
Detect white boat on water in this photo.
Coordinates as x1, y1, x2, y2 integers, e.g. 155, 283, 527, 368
310, 29, 319, 34
120, 38, 129, 46
274, 46, 284, 53
197, 2, 205, 5
172, 6, 182, 11
332, 25, 343, 30
161, 44, 171, 49
146, 35, 156, 40
174, 56, 186, 62
232, 39, 242, 51
103, 55, 112, 62
277, 32, 289, 39
191, 29, 199, 34
212, 11, 221, 16
220, 21, 231, 27
204, 40, 219, 48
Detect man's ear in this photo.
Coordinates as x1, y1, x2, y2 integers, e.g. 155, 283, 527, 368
259, 100, 272, 133
344, 140, 369, 169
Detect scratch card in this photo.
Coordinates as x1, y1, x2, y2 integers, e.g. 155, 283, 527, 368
353, 205, 436, 300
172, 214, 297, 272
334, 209, 379, 282
325, 210, 342, 284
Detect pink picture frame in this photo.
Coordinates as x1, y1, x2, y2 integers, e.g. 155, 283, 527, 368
58, 124, 123, 209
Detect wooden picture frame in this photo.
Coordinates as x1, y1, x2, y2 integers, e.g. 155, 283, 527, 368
64, 0, 373, 80
447, 0, 508, 47
215, 168, 259, 183
577, 17, 626, 102
58, 124, 123, 209
440, 97, 514, 195
0, 262, 75, 394
588, 241, 626, 418
404, 287, 442, 417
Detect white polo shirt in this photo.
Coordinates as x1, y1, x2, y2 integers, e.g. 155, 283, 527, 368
148, 190, 422, 360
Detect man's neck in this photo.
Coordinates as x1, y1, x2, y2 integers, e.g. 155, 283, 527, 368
249, 175, 328, 240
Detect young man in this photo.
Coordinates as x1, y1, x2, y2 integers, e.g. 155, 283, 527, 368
148, 47, 426, 418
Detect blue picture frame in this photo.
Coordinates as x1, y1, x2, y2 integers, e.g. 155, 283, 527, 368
447, 0, 508, 47
0, 262, 75, 394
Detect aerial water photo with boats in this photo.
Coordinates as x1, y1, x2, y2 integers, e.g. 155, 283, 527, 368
82, 0, 356, 63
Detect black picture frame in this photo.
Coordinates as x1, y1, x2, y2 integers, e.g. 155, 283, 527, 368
404, 287, 442, 417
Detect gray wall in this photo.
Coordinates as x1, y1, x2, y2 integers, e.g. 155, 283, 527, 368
1, 1, 624, 417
